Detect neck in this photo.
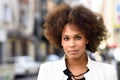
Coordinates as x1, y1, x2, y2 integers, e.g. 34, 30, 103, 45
65, 53, 89, 77
66, 53, 88, 68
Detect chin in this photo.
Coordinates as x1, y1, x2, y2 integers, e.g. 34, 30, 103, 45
67, 55, 80, 60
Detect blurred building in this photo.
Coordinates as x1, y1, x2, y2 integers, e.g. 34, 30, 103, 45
0, 0, 13, 64
0, 0, 61, 63
0, 0, 36, 63
104, 0, 120, 47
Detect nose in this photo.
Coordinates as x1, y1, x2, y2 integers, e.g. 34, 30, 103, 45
69, 39, 76, 47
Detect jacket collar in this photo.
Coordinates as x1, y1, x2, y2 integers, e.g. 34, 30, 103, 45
60, 54, 94, 72
60, 55, 67, 71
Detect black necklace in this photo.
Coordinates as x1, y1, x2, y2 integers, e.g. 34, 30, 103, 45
70, 69, 89, 80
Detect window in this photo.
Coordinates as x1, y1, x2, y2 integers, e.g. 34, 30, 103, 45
21, 40, 28, 55
11, 41, 16, 56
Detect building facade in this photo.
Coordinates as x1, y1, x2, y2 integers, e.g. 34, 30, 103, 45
0, 0, 36, 63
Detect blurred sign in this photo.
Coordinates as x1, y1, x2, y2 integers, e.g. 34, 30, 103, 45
114, 0, 120, 28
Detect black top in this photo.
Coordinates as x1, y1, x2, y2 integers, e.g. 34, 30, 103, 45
79, 77, 85, 80
63, 68, 89, 80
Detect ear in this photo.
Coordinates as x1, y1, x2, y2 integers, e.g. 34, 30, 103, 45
86, 40, 89, 44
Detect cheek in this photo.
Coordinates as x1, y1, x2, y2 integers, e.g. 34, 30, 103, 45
61, 41, 68, 50
61, 39, 66, 47
77, 42, 87, 49
62, 42, 67, 48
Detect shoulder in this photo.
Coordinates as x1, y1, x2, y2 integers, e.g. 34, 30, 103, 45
91, 60, 115, 71
93, 61, 115, 69
40, 60, 61, 70
37, 60, 62, 80
87, 60, 118, 80
92, 60, 117, 77
38, 60, 61, 76
41, 59, 61, 66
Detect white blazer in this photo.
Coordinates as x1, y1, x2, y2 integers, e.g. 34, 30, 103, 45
37, 56, 118, 80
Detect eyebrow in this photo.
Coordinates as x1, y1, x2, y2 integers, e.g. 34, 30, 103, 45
62, 33, 82, 36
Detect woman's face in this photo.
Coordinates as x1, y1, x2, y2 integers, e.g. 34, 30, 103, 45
61, 24, 88, 60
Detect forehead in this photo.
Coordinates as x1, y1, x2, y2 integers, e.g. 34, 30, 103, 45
62, 23, 84, 35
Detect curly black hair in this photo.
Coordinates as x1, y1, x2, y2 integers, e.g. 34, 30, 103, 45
44, 3, 108, 53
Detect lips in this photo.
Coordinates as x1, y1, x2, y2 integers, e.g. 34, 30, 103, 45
68, 50, 78, 55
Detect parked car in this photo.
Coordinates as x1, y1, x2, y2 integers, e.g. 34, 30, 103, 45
8, 56, 40, 76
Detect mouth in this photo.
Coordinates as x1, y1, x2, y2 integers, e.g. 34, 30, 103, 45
68, 50, 78, 55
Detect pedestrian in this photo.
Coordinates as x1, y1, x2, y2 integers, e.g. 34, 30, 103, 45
37, 3, 117, 80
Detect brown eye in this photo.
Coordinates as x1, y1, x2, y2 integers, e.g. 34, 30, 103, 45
63, 37, 69, 41
75, 36, 81, 40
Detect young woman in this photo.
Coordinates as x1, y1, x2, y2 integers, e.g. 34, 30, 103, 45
37, 3, 117, 80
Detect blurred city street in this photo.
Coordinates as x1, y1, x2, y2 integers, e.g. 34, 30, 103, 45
0, 0, 120, 80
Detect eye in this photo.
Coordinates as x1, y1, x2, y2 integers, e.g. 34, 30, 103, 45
75, 35, 81, 40
63, 37, 70, 41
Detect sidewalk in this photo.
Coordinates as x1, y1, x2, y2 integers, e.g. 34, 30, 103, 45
0, 64, 14, 80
